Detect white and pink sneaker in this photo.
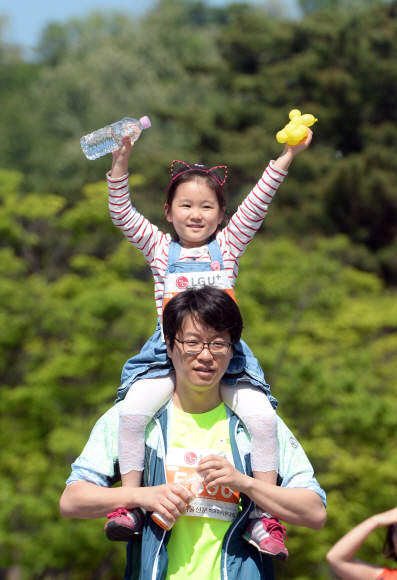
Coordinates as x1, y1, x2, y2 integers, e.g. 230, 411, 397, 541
243, 512, 288, 561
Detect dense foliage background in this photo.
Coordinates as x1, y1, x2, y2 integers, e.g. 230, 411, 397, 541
1, 0, 397, 578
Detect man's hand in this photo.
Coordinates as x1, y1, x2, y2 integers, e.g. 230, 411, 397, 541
136, 483, 193, 525
196, 454, 247, 492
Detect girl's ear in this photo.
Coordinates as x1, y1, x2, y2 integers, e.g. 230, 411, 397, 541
164, 204, 173, 223
217, 209, 224, 225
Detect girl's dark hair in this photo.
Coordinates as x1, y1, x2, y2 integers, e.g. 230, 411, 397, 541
163, 286, 243, 350
165, 166, 229, 239
384, 524, 397, 561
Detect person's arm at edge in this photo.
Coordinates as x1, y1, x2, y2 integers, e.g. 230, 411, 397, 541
326, 508, 397, 580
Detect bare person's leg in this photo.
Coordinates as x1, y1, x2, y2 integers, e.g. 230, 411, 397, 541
105, 373, 175, 541
121, 470, 142, 487
220, 382, 278, 477
118, 372, 176, 476
220, 382, 288, 561
253, 470, 277, 485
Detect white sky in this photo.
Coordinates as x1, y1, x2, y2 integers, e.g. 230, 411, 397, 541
0, 0, 300, 56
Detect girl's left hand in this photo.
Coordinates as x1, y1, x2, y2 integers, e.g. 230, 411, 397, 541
196, 454, 247, 491
283, 127, 313, 156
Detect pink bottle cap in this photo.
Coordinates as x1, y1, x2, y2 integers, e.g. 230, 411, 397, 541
140, 116, 151, 129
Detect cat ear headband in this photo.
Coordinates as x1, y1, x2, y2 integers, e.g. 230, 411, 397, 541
169, 160, 228, 189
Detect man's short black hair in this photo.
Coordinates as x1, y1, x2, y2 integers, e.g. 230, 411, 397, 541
163, 286, 243, 349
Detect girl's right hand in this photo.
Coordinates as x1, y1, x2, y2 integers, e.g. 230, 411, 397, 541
112, 134, 134, 161
110, 134, 133, 179
373, 506, 397, 527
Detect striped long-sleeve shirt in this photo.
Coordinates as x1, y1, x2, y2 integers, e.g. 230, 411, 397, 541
107, 161, 287, 316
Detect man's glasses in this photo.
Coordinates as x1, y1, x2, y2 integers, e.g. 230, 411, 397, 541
174, 338, 232, 355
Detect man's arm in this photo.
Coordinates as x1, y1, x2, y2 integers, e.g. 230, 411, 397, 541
60, 481, 142, 519
197, 456, 326, 530
240, 476, 327, 530
60, 480, 193, 524
240, 479, 325, 529
197, 415, 327, 530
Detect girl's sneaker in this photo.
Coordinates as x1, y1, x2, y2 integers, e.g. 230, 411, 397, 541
105, 507, 144, 541
243, 513, 288, 561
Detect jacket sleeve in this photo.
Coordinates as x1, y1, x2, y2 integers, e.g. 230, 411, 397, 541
276, 416, 327, 508
66, 405, 120, 488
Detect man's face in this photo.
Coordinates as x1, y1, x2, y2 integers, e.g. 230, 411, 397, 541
166, 315, 233, 393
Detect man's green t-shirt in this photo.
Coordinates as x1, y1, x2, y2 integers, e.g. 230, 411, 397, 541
165, 403, 238, 580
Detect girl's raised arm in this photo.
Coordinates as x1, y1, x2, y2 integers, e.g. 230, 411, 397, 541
326, 508, 397, 580
218, 130, 313, 277
107, 135, 167, 265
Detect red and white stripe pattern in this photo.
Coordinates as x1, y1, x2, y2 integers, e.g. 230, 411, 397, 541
107, 161, 287, 316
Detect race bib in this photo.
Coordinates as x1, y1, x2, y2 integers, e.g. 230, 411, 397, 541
166, 447, 239, 522
162, 271, 236, 313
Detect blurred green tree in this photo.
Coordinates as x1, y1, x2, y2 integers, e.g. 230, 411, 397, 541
299, 0, 382, 15
0, 168, 154, 578
1, 1, 397, 578
216, 0, 397, 282
1, 168, 397, 579
0, 21, 41, 184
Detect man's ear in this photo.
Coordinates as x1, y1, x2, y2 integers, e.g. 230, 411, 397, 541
165, 337, 173, 359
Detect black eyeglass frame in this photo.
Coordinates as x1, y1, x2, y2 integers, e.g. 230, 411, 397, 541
174, 337, 232, 356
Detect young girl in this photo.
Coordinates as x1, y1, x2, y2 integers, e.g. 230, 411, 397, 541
104, 129, 312, 560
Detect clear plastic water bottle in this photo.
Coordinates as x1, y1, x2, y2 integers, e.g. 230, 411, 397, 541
80, 116, 151, 160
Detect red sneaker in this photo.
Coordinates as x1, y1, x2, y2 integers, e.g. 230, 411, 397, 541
243, 516, 288, 561
105, 508, 144, 541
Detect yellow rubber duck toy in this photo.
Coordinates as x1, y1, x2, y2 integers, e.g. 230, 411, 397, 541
276, 109, 318, 146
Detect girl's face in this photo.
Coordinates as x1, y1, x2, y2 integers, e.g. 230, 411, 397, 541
165, 179, 224, 248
